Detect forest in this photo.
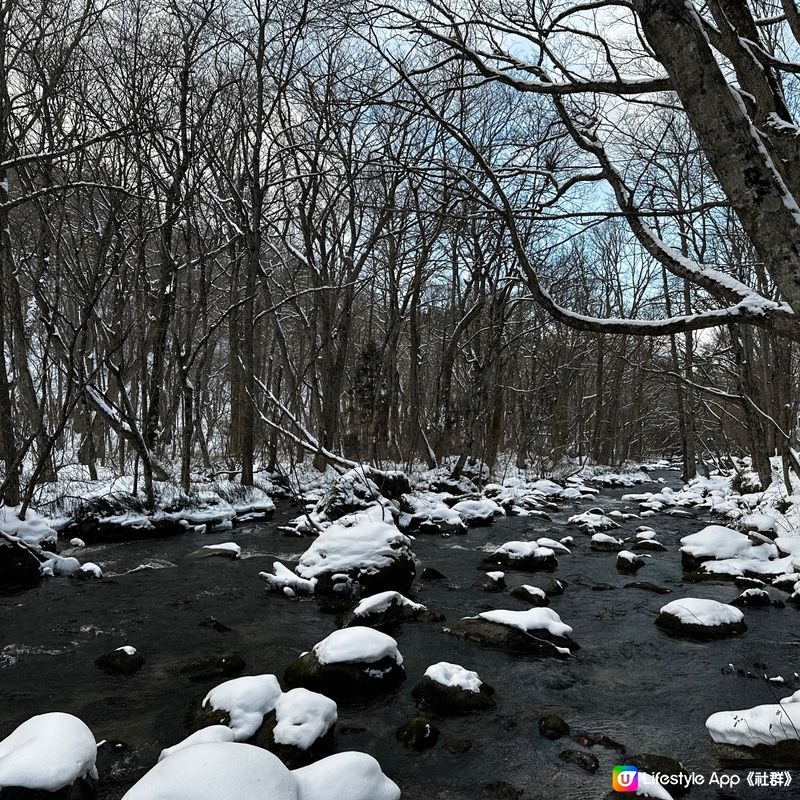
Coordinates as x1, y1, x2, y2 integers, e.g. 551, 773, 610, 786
0, 0, 796, 512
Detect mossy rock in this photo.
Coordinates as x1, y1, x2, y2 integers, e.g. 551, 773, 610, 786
395, 716, 439, 751
283, 651, 405, 699
250, 709, 335, 768
412, 675, 496, 714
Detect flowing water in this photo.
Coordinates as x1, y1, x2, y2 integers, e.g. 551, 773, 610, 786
1, 472, 798, 799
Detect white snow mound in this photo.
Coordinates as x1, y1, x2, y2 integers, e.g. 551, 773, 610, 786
0, 712, 97, 792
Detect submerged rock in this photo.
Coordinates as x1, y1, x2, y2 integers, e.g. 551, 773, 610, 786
95, 646, 145, 676
558, 749, 599, 773
395, 717, 439, 751
179, 652, 246, 681
624, 581, 671, 595
538, 713, 569, 740
484, 781, 522, 800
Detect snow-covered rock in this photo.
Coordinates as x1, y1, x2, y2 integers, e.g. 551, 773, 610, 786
0, 713, 97, 794
481, 541, 558, 572
590, 533, 625, 552
412, 662, 495, 714
616, 550, 646, 574
188, 542, 241, 560
449, 607, 576, 657
568, 511, 619, 533
656, 598, 746, 639
295, 519, 415, 596
201, 674, 283, 740
341, 590, 441, 629
398, 495, 467, 535
122, 742, 297, 800
260, 562, 317, 595
292, 752, 400, 800
706, 691, 800, 759
509, 584, 549, 606
284, 628, 405, 698
271, 689, 337, 751
159, 726, 237, 761
680, 525, 776, 571
450, 499, 504, 527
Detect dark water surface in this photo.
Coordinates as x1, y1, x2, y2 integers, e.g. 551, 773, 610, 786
2, 472, 799, 799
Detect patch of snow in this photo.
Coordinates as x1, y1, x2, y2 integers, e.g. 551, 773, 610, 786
312, 628, 402, 666
0, 712, 97, 792
352, 591, 424, 617
424, 662, 482, 693
292, 752, 400, 800
202, 675, 283, 740
296, 520, 411, 580
260, 562, 317, 595
272, 689, 337, 750
158, 726, 236, 761
477, 607, 572, 638
122, 742, 297, 800
659, 598, 743, 627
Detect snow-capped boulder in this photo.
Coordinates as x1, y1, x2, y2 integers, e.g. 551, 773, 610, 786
253, 688, 337, 768
159, 726, 236, 761
284, 628, 405, 699
481, 541, 558, 572
340, 591, 442, 629
730, 588, 772, 607
631, 537, 667, 552
448, 608, 577, 657
412, 662, 495, 714
191, 674, 283, 740
122, 742, 297, 800
292, 752, 400, 800
95, 645, 145, 675
450, 499, 504, 527
0, 713, 97, 796
590, 533, 625, 552
707, 690, 800, 761
187, 542, 241, 560
509, 584, 550, 606
679, 525, 777, 571
568, 511, 619, 533
307, 468, 404, 523
295, 519, 415, 597
398, 496, 467, 535
616, 550, 646, 574
655, 598, 746, 639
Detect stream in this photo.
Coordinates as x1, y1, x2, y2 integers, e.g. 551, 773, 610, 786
2, 471, 798, 799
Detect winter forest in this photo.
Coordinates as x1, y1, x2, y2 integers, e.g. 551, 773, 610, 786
3, 0, 800, 798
